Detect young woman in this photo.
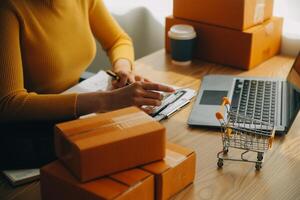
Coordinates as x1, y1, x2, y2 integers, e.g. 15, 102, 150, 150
0, 0, 173, 168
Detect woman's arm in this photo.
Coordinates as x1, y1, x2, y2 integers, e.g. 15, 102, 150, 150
88, 0, 154, 88
0, 8, 118, 122
0, 8, 79, 122
88, 0, 140, 88
0, 7, 117, 122
89, 0, 135, 69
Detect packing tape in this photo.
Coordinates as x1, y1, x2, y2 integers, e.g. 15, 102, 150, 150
254, 0, 266, 24
261, 21, 274, 58
265, 22, 274, 36
69, 112, 153, 140
165, 149, 187, 167
112, 112, 153, 129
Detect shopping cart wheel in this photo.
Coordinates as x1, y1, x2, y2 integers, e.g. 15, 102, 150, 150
223, 148, 229, 155
217, 159, 224, 168
255, 162, 262, 170
257, 152, 263, 161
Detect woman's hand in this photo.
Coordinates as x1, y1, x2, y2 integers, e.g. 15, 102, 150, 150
76, 82, 174, 117
108, 81, 175, 113
76, 59, 174, 116
112, 58, 149, 88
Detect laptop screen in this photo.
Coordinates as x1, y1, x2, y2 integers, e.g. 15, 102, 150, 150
286, 52, 300, 127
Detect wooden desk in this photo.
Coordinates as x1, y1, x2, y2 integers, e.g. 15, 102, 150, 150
1, 50, 299, 200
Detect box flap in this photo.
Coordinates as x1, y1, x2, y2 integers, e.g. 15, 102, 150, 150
245, 17, 281, 33
142, 143, 194, 174
83, 179, 127, 199
166, 143, 194, 157
110, 168, 152, 186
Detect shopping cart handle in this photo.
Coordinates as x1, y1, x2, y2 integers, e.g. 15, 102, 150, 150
215, 112, 224, 120
222, 97, 231, 106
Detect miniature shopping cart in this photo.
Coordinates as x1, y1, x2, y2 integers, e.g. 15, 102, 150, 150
215, 97, 275, 170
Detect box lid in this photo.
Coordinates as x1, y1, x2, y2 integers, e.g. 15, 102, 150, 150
55, 107, 164, 149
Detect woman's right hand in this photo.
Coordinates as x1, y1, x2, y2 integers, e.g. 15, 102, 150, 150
108, 81, 175, 113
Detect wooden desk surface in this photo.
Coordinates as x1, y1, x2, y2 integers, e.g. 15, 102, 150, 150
1, 50, 299, 200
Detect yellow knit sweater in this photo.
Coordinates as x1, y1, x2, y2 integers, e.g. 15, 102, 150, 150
0, 0, 134, 122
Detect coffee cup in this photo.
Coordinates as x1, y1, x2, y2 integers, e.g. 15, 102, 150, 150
168, 24, 196, 65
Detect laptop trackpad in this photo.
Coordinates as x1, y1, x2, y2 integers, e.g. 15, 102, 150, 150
188, 75, 234, 126
200, 90, 228, 105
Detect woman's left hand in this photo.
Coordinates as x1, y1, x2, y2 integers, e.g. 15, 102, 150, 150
112, 59, 149, 88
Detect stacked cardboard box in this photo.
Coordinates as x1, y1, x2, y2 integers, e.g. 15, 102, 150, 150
54, 106, 166, 182
141, 143, 196, 200
40, 107, 196, 199
41, 163, 155, 200
166, 0, 283, 70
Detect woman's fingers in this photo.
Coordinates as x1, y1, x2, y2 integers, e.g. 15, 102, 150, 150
132, 83, 163, 100
134, 75, 144, 82
117, 72, 129, 86
111, 81, 174, 109
112, 77, 127, 89
140, 106, 155, 114
134, 97, 161, 106
142, 90, 164, 100
128, 74, 136, 84
113, 72, 137, 88
141, 82, 175, 93
144, 78, 151, 82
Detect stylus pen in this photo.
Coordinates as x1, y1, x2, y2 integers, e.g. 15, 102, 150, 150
106, 70, 130, 86
151, 90, 186, 117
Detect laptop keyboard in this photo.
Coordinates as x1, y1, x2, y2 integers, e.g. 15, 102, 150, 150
230, 79, 277, 124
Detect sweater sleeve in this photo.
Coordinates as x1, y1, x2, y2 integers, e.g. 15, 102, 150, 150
89, 0, 135, 68
0, 8, 78, 122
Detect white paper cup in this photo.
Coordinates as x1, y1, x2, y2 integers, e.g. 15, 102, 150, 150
168, 24, 196, 65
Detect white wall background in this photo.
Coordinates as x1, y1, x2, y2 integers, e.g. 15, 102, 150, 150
87, 0, 300, 73
274, 0, 300, 57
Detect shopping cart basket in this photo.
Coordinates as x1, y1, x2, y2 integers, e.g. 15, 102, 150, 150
215, 97, 275, 170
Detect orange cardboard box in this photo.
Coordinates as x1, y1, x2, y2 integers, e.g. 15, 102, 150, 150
55, 106, 166, 182
166, 16, 283, 70
141, 143, 196, 200
173, 0, 274, 30
40, 161, 154, 200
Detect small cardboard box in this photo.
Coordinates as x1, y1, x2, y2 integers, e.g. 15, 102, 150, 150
173, 0, 274, 30
55, 106, 166, 182
141, 143, 196, 200
40, 161, 154, 200
165, 16, 283, 70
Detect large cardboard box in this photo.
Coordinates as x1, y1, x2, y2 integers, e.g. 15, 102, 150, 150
173, 0, 274, 30
40, 161, 154, 200
55, 106, 166, 182
166, 16, 283, 70
141, 143, 196, 200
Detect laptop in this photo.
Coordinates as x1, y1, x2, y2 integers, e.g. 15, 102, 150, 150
188, 53, 300, 135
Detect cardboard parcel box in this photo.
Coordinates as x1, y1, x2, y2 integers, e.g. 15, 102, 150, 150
173, 0, 274, 30
40, 161, 154, 200
55, 106, 166, 182
166, 16, 283, 70
141, 143, 196, 200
